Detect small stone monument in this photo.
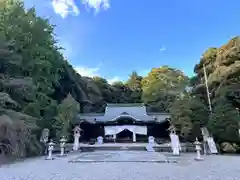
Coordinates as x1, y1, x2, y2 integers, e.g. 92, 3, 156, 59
45, 139, 55, 160
59, 136, 67, 157
194, 138, 204, 161
40, 128, 49, 154
97, 136, 103, 144
148, 136, 155, 145
146, 136, 155, 152
73, 125, 81, 151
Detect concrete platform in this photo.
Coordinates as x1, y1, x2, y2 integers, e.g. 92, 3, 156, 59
68, 151, 172, 163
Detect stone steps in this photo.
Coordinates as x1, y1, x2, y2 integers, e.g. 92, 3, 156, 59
52, 143, 196, 153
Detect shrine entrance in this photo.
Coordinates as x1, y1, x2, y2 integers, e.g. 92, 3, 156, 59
116, 128, 133, 143
77, 103, 171, 143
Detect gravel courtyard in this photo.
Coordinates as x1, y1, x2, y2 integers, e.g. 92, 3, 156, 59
0, 151, 240, 180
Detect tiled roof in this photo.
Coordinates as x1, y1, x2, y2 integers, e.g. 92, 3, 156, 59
106, 103, 145, 107
77, 104, 170, 124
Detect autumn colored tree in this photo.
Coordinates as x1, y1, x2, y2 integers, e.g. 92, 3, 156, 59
141, 66, 189, 112
126, 71, 142, 103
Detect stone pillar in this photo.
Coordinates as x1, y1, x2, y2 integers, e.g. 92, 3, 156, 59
40, 128, 49, 155
146, 136, 155, 152
133, 132, 136, 142
113, 134, 116, 142
73, 126, 81, 151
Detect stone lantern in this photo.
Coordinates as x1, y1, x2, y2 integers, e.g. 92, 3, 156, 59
45, 139, 55, 160
194, 138, 204, 161
59, 136, 67, 157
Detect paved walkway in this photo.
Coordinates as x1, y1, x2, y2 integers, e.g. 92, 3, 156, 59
69, 151, 168, 162
0, 151, 240, 180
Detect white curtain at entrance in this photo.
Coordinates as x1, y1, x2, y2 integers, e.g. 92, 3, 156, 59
104, 125, 147, 142
134, 126, 147, 135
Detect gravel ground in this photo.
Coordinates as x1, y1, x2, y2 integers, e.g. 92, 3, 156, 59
0, 151, 239, 180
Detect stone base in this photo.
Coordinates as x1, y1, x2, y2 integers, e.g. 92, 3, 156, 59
45, 157, 55, 160
56, 154, 67, 157
194, 157, 204, 161
146, 145, 155, 152
172, 153, 180, 156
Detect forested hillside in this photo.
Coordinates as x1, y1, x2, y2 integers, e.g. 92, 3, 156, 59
0, 0, 239, 158
170, 37, 240, 151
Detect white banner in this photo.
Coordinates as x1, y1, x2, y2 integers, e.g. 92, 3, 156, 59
135, 126, 147, 135
170, 133, 181, 153
207, 137, 218, 154
104, 125, 147, 136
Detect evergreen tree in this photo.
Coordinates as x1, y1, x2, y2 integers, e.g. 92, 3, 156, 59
208, 97, 239, 143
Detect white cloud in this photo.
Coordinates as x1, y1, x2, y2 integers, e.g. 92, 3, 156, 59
51, 0, 79, 18
51, 0, 110, 18
74, 65, 121, 84
82, 0, 110, 13
107, 76, 120, 84
75, 66, 100, 77
160, 45, 166, 52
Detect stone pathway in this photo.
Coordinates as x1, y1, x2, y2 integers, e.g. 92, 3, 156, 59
69, 151, 168, 162
0, 151, 240, 180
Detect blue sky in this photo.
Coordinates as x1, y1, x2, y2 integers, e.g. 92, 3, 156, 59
24, 0, 240, 83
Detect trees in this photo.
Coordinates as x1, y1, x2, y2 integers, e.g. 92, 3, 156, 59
53, 94, 79, 140
208, 98, 239, 143
170, 95, 208, 141
126, 71, 142, 103
0, 75, 41, 157
0, 34, 41, 157
91, 76, 115, 111
0, 0, 90, 158
207, 87, 240, 143
169, 37, 240, 147
141, 66, 189, 112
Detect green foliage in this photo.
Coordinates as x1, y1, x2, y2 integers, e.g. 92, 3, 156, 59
170, 95, 208, 140
141, 66, 189, 112
190, 36, 240, 145
53, 94, 79, 140
208, 96, 239, 143
126, 71, 142, 103
0, 0, 72, 158
91, 76, 114, 111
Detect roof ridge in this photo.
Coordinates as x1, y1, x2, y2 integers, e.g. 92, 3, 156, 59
107, 103, 145, 107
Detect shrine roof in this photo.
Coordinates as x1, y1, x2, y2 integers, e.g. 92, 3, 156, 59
76, 103, 170, 124
106, 103, 145, 107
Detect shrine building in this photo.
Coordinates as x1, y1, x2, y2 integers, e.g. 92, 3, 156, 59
75, 103, 171, 143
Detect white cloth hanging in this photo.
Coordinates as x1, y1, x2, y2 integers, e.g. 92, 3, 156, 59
104, 125, 147, 136
135, 126, 147, 135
